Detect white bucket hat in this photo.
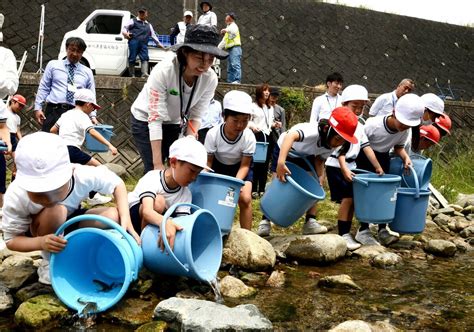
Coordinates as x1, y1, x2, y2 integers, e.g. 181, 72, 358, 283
394, 93, 425, 127
223, 90, 253, 114
169, 136, 213, 171
15, 132, 73, 193
341, 84, 369, 104
421, 93, 444, 115
74, 89, 101, 109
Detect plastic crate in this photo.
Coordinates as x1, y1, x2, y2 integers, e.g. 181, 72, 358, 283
148, 34, 173, 47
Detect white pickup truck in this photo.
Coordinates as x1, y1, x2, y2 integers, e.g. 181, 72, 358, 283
58, 9, 221, 77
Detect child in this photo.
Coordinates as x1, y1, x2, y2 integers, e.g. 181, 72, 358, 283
410, 93, 444, 152
50, 88, 116, 206
6, 94, 26, 180
416, 125, 441, 151
434, 113, 451, 137
257, 107, 359, 237
1, 132, 139, 284
325, 85, 384, 250
128, 136, 211, 250
204, 90, 256, 230
355, 93, 425, 246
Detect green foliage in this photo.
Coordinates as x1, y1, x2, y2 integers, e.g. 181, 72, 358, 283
425, 129, 474, 203
278, 88, 312, 128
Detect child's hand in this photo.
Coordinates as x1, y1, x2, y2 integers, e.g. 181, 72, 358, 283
41, 234, 67, 253
121, 218, 141, 245
403, 157, 412, 170
276, 161, 290, 182
341, 168, 354, 182
375, 166, 385, 176
158, 218, 184, 252
109, 145, 118, 155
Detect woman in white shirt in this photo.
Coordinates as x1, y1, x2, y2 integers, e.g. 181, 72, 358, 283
248, 84, 274, 196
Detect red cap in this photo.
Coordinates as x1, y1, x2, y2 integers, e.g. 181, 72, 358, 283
328, 107, 358, 144
434, 114, 451, 135
420, 125, 441, 145
12, 94, 26, 106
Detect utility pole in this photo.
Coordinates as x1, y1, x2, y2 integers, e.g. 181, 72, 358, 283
183, 0, 198, 22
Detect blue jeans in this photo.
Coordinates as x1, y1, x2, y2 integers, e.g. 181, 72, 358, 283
128, 39, 149, 64
227, 46, 242, 83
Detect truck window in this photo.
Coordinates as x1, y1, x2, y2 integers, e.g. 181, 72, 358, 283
86, 15, 123, 34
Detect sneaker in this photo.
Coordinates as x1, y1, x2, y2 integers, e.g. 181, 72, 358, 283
355, 229, 380, 246
378, 228, 399, 246
302, 218, 328, 235
257, 219, 271, 237
251, 192, 259, 199
342, 233, 362, 251
86, 193, 112, 206
38, 251, 51, 285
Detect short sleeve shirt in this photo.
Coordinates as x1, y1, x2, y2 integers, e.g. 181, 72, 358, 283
277, 122, 332, 158
364, 116, 409, 153
55, 108, 94, 148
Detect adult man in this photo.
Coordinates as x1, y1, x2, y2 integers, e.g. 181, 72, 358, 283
170, 10, 193, 45
34, 37, 96, 132
197, 1, 217, 27
367, 78, 415, 118
309, 72, 343, 123
122, 7, 164, 77
218, 12, 242, 84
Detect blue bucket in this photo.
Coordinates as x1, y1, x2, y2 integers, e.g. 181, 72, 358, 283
260, 162, 325, 227
389, 154, 432, 190
189, 172, 244, 235
141, 203, 222, 282
50, 215, 143, 314
254, 135, 268, 163
85, 124, 114, 153
390, 165, 431, 234
353, 173, 401, 223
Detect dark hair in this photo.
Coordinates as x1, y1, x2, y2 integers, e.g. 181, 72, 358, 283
224, 108, 250, 119
433, 123, 448, 137
75, 100, 86, 106
66, 37, 87, 52
255, 83, 270, 108
318, 119, 339, 149
326, 72, 344, 84
411, 125, 421, 151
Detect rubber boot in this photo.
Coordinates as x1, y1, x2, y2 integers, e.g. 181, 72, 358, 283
128, 62, 135, 77
141, 61, 149, 78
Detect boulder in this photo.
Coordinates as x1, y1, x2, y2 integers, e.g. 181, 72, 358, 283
222, 228, 276, 271
0, 255, 36, 289
135, 321, 168, 332
15, 282, 53, 303
455, 194, 474, 208
104, 297, 160, 326
431, 207, 456, 217
330, 320, 372, 332
424, 240, 457, 257
154, 297, 273, 331
269, 234, 346, 264
371, 253, 402, 268
317, 274, 362, 290
220, 276, 256, 298
462, 205, 474, 215
14, 294, 68, 328
460, 225, 474, 238
265, 270, 286, 287
352, 245, 387, 259
0, 284, 13, 312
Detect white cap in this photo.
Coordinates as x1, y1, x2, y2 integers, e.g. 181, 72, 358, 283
394, 93, 425, 127
15, 133, 73, 193
184, 10, 193, 17
74, 89, 101, 109
223, 90, 253, 114
341, 84, 369, 104
421, 93, 444, 115
169, 136, 213, 171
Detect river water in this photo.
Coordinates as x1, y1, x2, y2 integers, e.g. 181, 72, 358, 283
2, 251, 472, 330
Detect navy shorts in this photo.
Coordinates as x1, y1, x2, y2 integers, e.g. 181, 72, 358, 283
211, 158, 253, 182
10, 133, 18, 151
270, 144, 316, 173
130, 203, 142, 233
326, 166, 353, 203
67, 145, 92, 165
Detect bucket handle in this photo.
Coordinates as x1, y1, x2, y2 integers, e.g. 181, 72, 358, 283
94, 125, 115, 137
160, 202, 202, 274
288, 150, 318, 178
54, 214, 137, 256
407, 164, 420, 198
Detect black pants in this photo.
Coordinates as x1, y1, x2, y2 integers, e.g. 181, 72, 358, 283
252, 132, 274, 193
42, 103, 74, 132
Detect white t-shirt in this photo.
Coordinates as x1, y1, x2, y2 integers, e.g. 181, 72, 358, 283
197, 11, 217, 27
5, 106, 20, 133
131, 54, 218, 141
277, 122, 332, 158
248, 103, 273, 136
200, 99, 223, 130
204, 123, 256, 165
325, 122, 368, 170
369, 91, 397, 117
364, 115, 408, 153
309, 93, 341, 123
128, 170, 191, 214
55, 108, 94, 148
1, 164, 122, 242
